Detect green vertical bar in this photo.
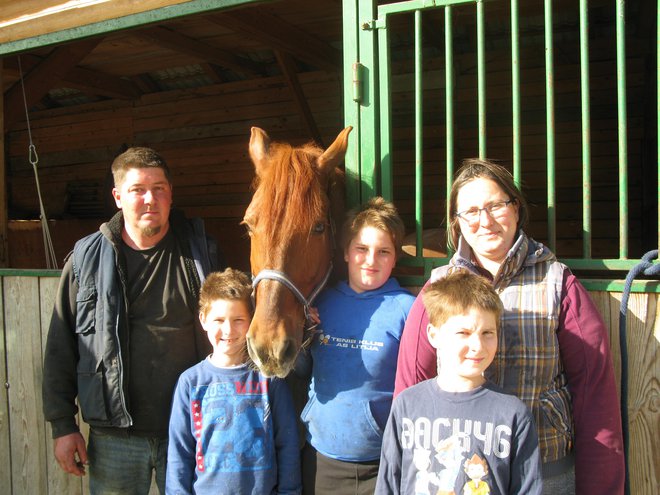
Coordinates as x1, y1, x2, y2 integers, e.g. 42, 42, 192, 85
580, 0, 592, 258
511, 0, 521, 184
358, 0, 379, 201
343, 0, 361, 208
477, 0, 486, 158
415, 10, 424, 257
616, 0, 628, 258
378, 16, 393, 200
545, 0, 556, 251
446, 6, 455, 256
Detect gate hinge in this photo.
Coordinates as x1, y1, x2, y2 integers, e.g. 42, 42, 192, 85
362, 19, 386, 31
352, 62, 363, 103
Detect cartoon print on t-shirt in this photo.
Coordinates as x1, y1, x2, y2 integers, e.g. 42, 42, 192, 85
435, 434, 468, 495
412, 447, 441, 495
462, 453, 491, 495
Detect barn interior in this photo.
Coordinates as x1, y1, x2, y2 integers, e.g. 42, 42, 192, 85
1, 0, 657, 272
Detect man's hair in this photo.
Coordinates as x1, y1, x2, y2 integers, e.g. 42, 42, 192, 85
422, 270, 503, 329
447, 158, 528, 251
341, 196, 406, 256
111, 147, 172, 187
199, 268, 253, 317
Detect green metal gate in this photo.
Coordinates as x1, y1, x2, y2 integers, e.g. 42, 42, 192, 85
342, 0, 660, 289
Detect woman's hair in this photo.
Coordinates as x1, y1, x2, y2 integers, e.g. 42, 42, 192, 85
198, 268, 253, 316
341, 196, 406, 257
111, 147, 172, 187
447, 158, 528, 251
422, 270, 503, 329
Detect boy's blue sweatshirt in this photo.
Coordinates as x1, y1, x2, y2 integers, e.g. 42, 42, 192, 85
166, 360, 301, 495
301, 278, 414, 462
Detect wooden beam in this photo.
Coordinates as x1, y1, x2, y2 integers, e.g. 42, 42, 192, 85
275, 50, 323, 147
210, 10, 341, 73
3, 37, 102, 127
130, 73, 161, 94
4, 54, 141, 100
133, 26, 265, 77
199, 63, 226, 84
0, 59, 7, 266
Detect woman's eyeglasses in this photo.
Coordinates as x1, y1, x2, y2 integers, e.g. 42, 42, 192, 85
455, 199, 515, 224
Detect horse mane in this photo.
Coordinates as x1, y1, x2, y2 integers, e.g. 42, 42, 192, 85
252, 141, 330, 246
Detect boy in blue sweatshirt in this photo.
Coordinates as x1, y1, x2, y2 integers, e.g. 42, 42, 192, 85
166, 268, 301, 495
297, 197, 415, 494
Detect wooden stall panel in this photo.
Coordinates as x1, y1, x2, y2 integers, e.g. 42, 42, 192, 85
591, 291, 659, 495
4, 276, 47, 494
0, 275, 9, 491
39, 276, 86, 495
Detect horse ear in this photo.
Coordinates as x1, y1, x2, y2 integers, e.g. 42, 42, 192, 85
318, 126, 353, 173
249, 127, 271, 175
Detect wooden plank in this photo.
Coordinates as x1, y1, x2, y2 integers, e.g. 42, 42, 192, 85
134, 26, 264, 76
275, 50, 323, 146
40, 276, 84, 495
210, 9, 342, 72
620, 292, 659, 495
3, 54, 141, 100
5, 276, 47, 494
586, 291, 658, 495
0, 277, 10, 493
0, 59, 7, 267
0, 0, 193, 44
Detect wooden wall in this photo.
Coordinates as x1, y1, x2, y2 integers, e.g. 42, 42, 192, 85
5, 69, 344, 271
0, 273, 657, 494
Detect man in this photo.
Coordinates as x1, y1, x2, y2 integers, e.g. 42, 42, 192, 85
42, 147, 222, 494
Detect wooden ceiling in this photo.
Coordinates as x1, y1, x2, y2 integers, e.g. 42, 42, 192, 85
2, 0, 343, 142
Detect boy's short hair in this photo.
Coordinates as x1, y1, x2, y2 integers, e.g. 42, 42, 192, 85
111, 147, 172, 187
341, 196, 406, 256
422, 270, 503, 329
199, 268, 253, 316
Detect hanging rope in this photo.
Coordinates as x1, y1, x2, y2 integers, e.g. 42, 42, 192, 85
618, 249, 659, 495
18, 56, 58, 269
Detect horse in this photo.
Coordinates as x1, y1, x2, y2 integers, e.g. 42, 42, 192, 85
243, 126, 352, 377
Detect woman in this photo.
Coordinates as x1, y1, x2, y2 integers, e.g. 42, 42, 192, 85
394, 159, 624, 494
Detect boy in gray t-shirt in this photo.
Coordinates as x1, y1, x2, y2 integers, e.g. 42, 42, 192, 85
376, 271, 542, 495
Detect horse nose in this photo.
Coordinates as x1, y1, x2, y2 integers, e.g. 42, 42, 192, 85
246, 332, 298, 378
272, 337, 297, 367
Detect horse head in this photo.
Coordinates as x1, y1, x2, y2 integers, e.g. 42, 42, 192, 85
244, 126, 352, 377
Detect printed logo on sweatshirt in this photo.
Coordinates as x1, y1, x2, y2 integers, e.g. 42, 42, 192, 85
191, 382, 273, 473
318, 332, 384, 351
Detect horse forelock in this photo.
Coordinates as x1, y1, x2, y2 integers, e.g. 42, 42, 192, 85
253, 142, 330, 249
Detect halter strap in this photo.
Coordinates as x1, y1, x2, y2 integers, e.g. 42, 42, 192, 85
252, 262, 333, 322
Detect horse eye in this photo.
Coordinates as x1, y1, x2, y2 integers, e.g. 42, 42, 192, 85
312, 222, 326, 234
242, 221, 253, 235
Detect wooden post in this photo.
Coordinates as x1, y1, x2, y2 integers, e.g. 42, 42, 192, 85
0, 58, 8, 267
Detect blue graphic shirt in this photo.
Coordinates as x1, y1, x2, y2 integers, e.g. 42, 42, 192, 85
166, 360, 301, 494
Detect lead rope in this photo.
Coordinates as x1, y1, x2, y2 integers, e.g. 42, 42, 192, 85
18, 56, 58, 269
619, 249, 659, 495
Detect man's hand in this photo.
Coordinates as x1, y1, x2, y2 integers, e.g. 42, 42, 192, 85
53, 432, 88, 476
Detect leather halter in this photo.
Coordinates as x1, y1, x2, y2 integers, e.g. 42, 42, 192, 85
251, 262, 333, 324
